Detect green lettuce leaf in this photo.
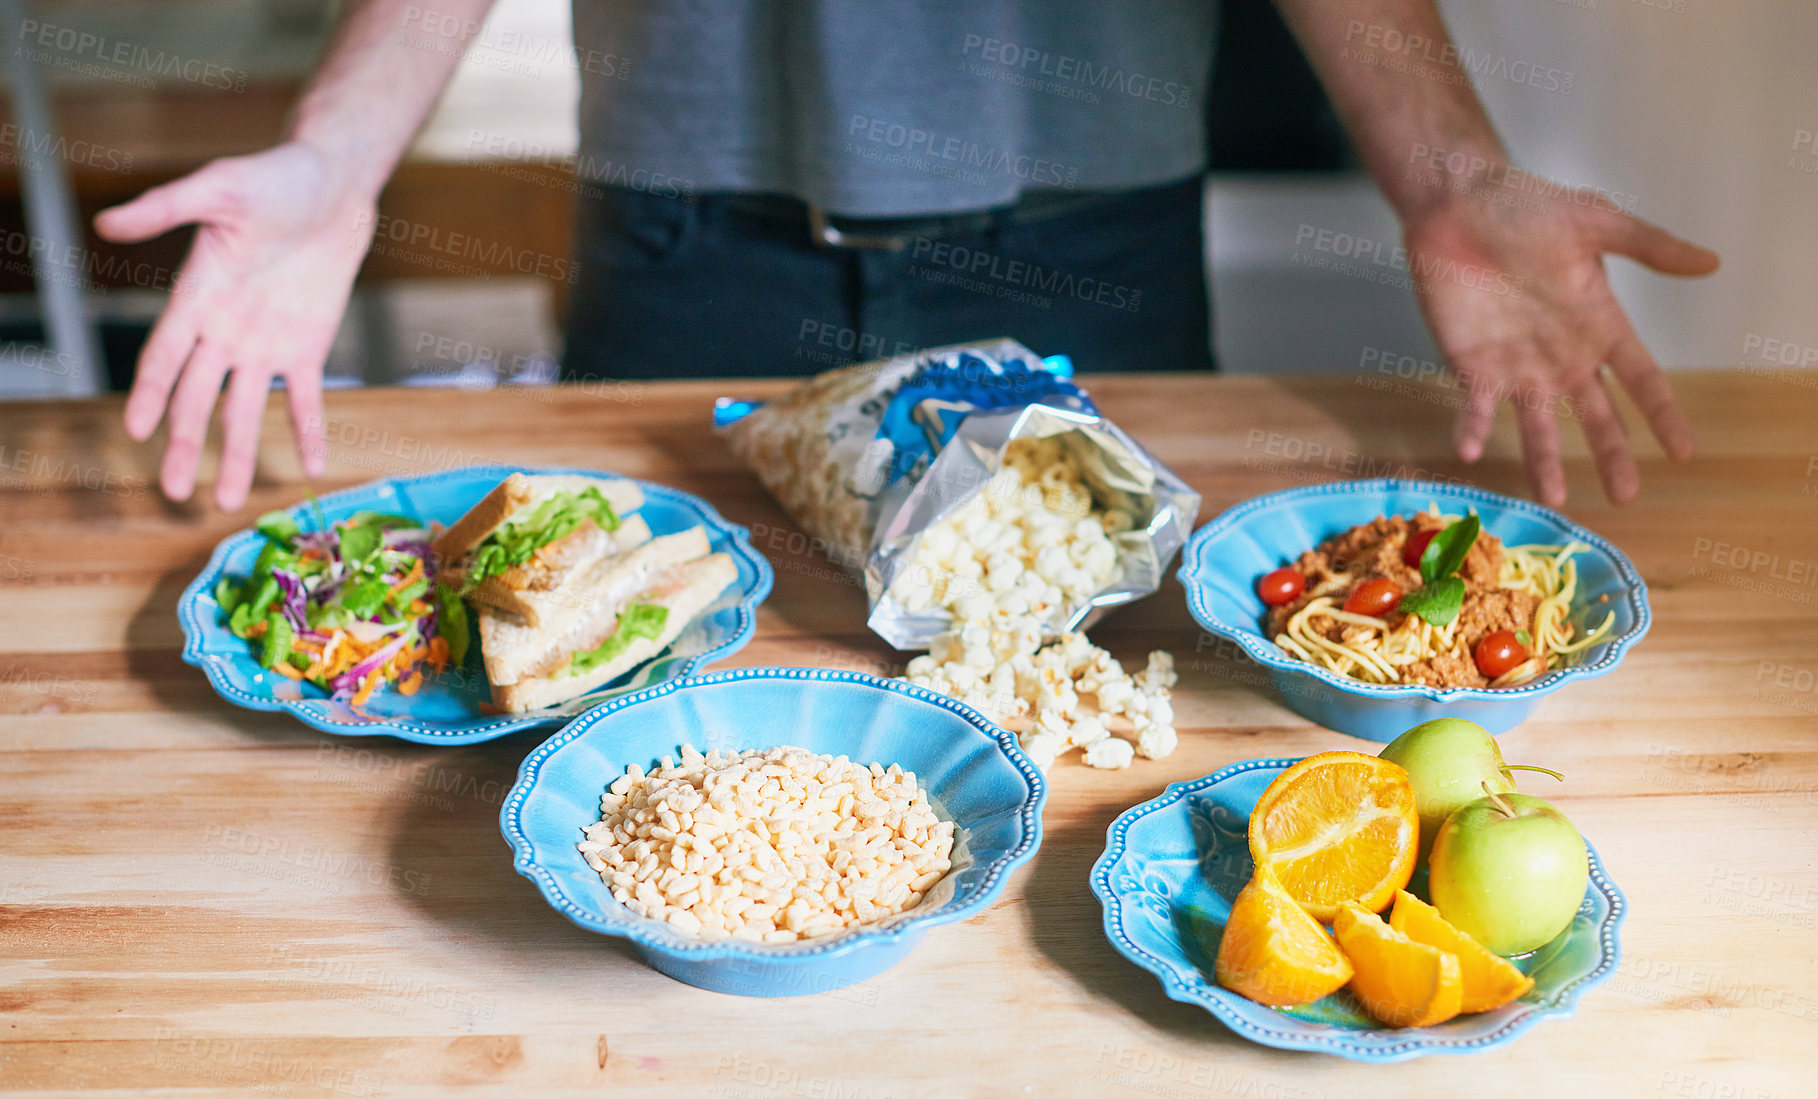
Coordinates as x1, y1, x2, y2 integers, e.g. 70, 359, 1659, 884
256, 510, 299, 543
432, 582, 470, 668
259, 612, 294, 670
465, 487, 622, 588
567, 603, 668, 677
339, 578, 390, 619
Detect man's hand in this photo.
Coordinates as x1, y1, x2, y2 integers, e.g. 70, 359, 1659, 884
1403, 185, 1719, 507
1271, 0, 1720, 506
96, 142, 375, 510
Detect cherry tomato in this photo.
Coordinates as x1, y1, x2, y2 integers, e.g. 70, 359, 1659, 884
1342, 578, 1402, 617
1402, 529, 1438, 568
1474, 630, 1529, 679
1257, 567, 1307, 607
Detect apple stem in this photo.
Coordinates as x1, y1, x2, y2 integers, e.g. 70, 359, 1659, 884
1482, 781, 1518, 819
1508, 764, 1566, 782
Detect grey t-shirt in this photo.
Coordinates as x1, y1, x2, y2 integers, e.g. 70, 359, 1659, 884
571, 1, 1218, 217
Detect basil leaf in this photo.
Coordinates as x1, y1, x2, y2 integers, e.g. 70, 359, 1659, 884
340, 579, 390, 619
568, 603, 669, 676
260, 613, 294, 669
1398, 576, 1466, 627
256, 510, 300, 543
1419, 515, 1480, 586
339, 523, 383, 567
392, 577, 428, 606
432, 582, 470, 668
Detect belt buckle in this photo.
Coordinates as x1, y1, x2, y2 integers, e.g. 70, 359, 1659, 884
808, 204, 910, 251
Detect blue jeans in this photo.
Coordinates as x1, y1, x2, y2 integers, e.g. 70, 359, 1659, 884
560, 176, 1214, 379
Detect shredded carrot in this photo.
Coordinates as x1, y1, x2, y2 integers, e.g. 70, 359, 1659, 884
398, 670, 423, 696
408, 598, 430, 615
272, 662, 305, 680
246, 620, 268, 638
352, 668, 383, 707
428, 636, 450, 670
389, 558, 424, 596
292, 639, 323, 655
476, 701, 501, 715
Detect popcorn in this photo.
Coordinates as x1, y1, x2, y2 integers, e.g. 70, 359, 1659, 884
1083, 737, 1135, 770
893, 436, 1125, 635
903, 604, 1179, 774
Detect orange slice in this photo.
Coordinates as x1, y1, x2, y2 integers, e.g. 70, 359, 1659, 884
1247, 751, 1419, 922
1389, 891, 1534, 1013
1332, 902, 1464, 1027
1215, 863, 1355, 1007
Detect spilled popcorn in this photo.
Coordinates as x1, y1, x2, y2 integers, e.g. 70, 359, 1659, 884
906, 620, 1177, 771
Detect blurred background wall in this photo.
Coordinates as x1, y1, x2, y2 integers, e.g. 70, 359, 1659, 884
0, 0, 1810, 399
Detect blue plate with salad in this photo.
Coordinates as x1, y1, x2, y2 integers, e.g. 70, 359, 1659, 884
176, 465, 773, 744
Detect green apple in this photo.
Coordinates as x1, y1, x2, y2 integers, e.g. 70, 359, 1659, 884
1428, 791, 1589, 956
1378, 718, 1519, 863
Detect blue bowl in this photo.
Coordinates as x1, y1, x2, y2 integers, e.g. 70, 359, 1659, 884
177, 465, 773, 745
1179, 479, 1649, 740
1091, 757, 1626, 1062
501, 667, 1046, 996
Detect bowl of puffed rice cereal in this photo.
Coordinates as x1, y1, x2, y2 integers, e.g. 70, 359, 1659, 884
501, 666, 1047, 995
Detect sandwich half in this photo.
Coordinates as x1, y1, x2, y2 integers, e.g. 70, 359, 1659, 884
434, 472, 648, 627
479, 529, 737, 712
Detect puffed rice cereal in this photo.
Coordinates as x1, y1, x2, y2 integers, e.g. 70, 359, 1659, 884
578, 745, 956, 942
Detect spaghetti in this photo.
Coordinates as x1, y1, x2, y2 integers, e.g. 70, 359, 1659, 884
1264, 508, 1615, 689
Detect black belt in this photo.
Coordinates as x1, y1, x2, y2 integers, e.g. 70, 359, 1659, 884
719, 190, 1121, 252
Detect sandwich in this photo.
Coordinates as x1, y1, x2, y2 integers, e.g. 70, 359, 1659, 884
433, 472, 649, 627
478, 527, 737, 712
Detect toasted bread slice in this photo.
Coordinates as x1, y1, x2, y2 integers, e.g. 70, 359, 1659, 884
432, 472, 645, 568
486, 552, 737, 712
477, 527, 713, 687
462, 513, 652, 626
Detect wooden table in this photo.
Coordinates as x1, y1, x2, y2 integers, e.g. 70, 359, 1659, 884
3, 371, 1814, 1097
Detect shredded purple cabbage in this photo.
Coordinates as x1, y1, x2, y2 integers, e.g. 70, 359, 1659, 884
272, 569, 309, 631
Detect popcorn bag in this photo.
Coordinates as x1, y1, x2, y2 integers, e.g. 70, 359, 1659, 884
713, 340, 1201, 650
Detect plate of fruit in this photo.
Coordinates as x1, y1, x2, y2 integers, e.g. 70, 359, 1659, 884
1090, 719, 1624, 1061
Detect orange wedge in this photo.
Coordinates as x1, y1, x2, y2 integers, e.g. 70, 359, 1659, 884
1215, 863, 1354, 1007
1247, 752, 1419, 922
1332, 902, 1464, 1027
1389, 891, 1534, 1013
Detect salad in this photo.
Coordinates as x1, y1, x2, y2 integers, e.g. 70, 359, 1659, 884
215, 508, 467, 706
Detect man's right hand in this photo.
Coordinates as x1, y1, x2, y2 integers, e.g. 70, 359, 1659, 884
96, 141, 378, 510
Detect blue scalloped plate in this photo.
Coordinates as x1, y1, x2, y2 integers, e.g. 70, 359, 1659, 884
1091, 757, 1625, 1062
1180, 480, 1650, 740
502, 667, 1046, 996
177, 466, 773, 744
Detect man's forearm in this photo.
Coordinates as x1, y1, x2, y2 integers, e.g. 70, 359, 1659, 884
288, 0, 499, 202
1272, 0, 1507, 223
